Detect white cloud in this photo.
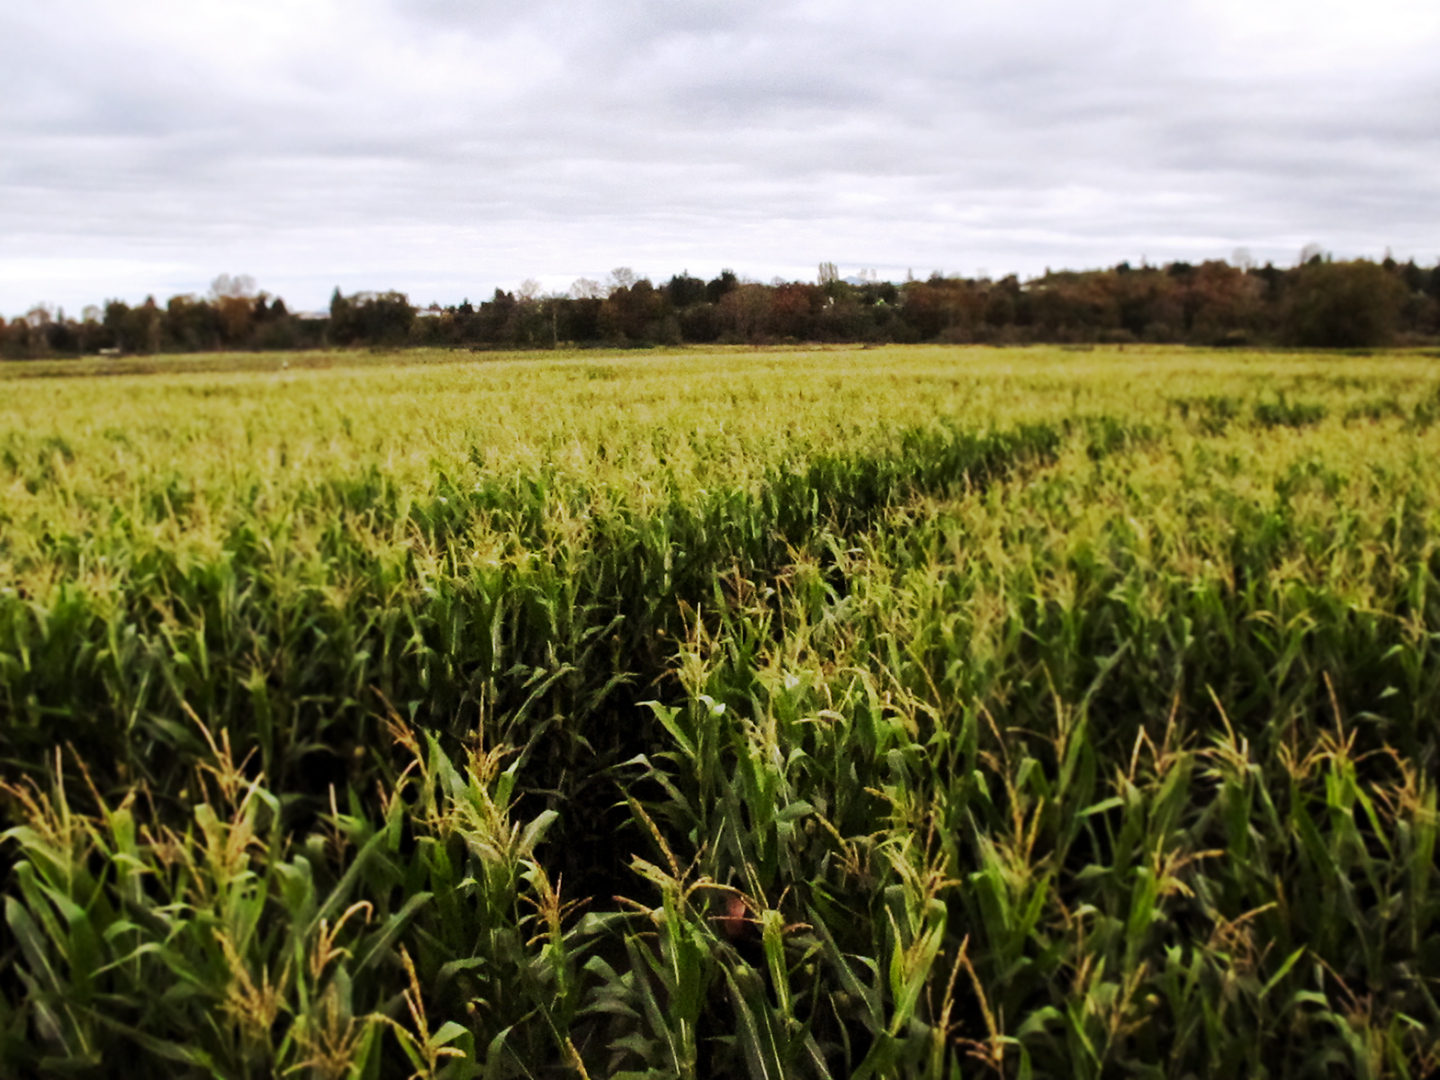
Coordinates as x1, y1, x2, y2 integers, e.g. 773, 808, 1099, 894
2, 0, 1438, 313
1194, 0, 1440, 68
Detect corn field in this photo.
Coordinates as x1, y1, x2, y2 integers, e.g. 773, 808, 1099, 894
1, 344, 1439, 1078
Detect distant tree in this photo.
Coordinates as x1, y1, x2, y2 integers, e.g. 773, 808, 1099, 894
73, 305, 104, 353
14, 307, 54, 357
329, 289, 414, 346
44, 314, 79, 356
984, 276, 1024, 331
1283, 259, 1408, 348
897, 280, 944, 339
480, 288, 519, 343
367, 292, 416, 345
600, 277, 664, 341
770, 283, 823, 339
166, 294, 219, 351
813, 290, 871, 341
900, 278, 985, 341
0, 318, 30, 360
606, 267, 639, 294
1396, 259, 1426, 294
18, 251, 1439, 354
859, 279, 898, 305
717, 284, 774, 342
211, 273, 257, 300
1026, 270, 1120, 340
215, 295, 254, 345
1252, 262, 1286, 305
1184, 261, 1262, 343
513, 287, 552, 346
140, 297, 163, 353
705, 269, 739, 304
677, 303, 721, 343
663, 272, 707, 309
328, 288, 350, 340
103, 299, 141, 352
252, 295, 298, 350
1108, 267, 1181, 340
562, 297, 604, 341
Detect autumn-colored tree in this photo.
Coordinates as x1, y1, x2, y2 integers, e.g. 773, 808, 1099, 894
215, 296, 253, 346
1111, 267, 1181, 340
1184, 261, 1263, 343
1028, 271, 1120, 340
717, 283, 774, 342
900, 278, 985, 341
7, 257, 1440, 357
0, 318, 28, 360
770, 283, 822, 338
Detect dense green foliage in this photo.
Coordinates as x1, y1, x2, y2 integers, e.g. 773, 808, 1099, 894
5, 256, 1439, 359
2, 345, 1440, 1077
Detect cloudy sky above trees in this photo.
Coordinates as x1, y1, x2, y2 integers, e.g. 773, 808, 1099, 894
2, 0, 1438, 314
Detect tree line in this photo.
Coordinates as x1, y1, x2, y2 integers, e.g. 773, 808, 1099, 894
4, 256, 1439, 360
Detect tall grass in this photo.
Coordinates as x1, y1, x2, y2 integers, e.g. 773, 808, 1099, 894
2, 344, 1439, 1076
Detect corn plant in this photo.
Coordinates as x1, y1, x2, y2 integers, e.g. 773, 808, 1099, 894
3, 345, 1440, 1075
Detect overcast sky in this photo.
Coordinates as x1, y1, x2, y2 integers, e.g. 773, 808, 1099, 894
3, 0, 1438, 315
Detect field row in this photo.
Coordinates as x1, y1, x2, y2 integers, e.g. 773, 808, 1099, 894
2, 347, 1439, 1077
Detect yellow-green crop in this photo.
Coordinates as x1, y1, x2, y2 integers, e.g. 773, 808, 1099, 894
2, 344, 1439, 1077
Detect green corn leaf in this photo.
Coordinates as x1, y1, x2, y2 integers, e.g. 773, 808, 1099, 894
1259, 947, 1306, 1000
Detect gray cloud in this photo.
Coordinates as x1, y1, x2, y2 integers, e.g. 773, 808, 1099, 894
2, 0, 1438, 314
